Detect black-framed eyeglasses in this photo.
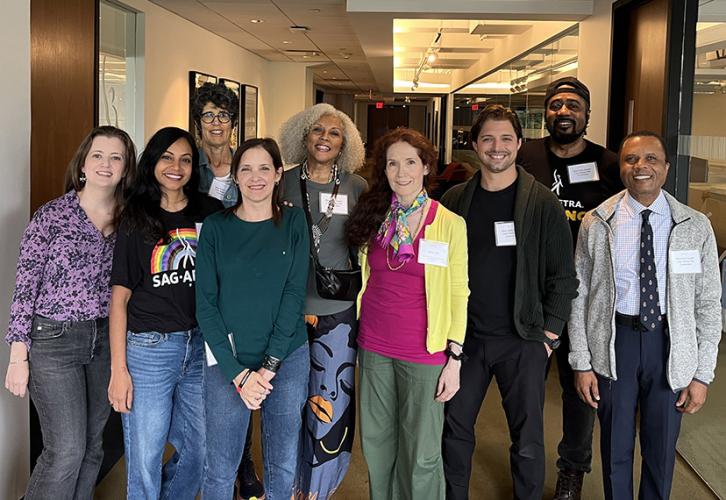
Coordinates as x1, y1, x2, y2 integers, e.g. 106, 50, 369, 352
200, 111, 232, 124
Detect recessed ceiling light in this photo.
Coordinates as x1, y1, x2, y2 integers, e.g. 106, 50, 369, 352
250, 19, 263, 23
309, 8, 321, 13
282, 40, 291, 44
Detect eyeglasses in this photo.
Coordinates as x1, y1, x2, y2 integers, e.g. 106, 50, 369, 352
200, 111, 232, 124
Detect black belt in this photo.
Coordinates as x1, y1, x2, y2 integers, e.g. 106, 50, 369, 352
615, 312, 667, 331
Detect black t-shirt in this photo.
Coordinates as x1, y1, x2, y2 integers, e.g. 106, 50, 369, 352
111, 195, 223, 333
517, 138, 622, 246
466, 179, 517, 339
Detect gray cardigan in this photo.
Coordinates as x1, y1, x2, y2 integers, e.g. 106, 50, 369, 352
568, 190, 722, 391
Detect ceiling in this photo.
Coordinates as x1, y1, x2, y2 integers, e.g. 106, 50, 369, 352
148, 0, 593, 97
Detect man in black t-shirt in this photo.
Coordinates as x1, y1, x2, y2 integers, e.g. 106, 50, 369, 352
441, 105, 577, 500
517, 77, 623, 500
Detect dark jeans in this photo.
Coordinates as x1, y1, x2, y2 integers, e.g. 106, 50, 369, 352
554, 328, 596, 473
443, 335, 548, 500
26, 316, 112, 500
597, 321, 682, 500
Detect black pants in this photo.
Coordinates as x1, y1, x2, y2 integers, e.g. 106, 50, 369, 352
554, 327, 597, 473
598, 320, 682, 500
443, 335, 548, 500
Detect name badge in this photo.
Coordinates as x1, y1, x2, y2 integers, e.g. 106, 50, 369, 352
670, 250, 702, 274
319, 193, 349, 215
418, 239, 449, 267
195, 222, 203, 237
494, 221, 517, 247
567, 162, 600, 184
204, 333, 237, 367
208, 177, 231, 201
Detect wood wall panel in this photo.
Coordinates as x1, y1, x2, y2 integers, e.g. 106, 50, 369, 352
31, 0, 97, 213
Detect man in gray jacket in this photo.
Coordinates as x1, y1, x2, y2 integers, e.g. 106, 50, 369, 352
569, 130, 721, 500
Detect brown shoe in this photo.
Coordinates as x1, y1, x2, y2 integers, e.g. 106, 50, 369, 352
553, 469, 583, 500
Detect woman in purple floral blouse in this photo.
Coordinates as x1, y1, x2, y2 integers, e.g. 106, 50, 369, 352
4, 126, 136, 500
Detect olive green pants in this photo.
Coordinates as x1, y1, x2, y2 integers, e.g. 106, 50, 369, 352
359, 348, 446, 500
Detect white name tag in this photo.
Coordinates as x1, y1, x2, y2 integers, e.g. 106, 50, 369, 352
319, 193, 349, 215
204, 333, 236, 367
195, 223, 203, 237
670, 250, 702, 274
208, 177, 231, 201
567, 162, 600, 184
494, 221, 517, 247
418, 239, 449, 267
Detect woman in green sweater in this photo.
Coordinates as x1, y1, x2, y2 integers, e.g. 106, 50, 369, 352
195, 138, 310, 500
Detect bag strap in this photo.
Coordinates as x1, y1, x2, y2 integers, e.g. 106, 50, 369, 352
299, 174, 324, 270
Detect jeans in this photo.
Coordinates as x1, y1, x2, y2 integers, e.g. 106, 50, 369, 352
202, 342, 310, 500
122, 328, 205, 500
25, 316, 112, 500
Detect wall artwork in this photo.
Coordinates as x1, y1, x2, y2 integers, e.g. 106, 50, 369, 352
242, 84, 258, 141
219, 78, 242, 149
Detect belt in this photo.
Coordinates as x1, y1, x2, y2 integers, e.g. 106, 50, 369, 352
615, 312, 667, 331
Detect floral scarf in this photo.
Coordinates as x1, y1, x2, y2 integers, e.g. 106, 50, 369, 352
376, 190, 428, 262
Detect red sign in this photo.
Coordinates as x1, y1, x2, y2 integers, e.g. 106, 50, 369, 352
375, 101, 384, 109
471, 104, 479, 111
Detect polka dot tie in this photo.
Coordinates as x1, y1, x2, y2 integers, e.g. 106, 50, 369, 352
639, 209, 662, 331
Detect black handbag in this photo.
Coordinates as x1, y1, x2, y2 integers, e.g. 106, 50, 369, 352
299, 173, 362, 301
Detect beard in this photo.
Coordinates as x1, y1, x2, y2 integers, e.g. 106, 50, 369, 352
546, 117, 586, 145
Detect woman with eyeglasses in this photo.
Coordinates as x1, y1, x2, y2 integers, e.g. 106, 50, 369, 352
107, 127, 222, 499
190, 82, 264, 499
4, 126, 136, 500
191, 82, 240, 208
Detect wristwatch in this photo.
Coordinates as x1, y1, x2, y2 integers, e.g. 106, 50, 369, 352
544, 336, 561, 350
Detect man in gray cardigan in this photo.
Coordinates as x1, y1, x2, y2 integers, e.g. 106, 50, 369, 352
569, 131, 721, 500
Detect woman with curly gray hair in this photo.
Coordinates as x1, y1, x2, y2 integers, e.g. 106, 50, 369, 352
280, 103, 366, 500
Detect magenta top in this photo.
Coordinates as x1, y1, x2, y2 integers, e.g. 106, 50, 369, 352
358, 201, 446, 365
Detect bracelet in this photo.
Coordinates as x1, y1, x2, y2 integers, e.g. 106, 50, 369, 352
261, 355, 282, 373
235, 369, 252, 394
9, 359, 28, 365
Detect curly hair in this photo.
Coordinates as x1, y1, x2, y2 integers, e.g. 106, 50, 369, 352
346, 128, 437, 248
278, 103, 364, 173
190, 82, 240, 131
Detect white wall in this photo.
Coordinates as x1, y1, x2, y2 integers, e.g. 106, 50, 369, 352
122, 0, 312, 143
0, 1, 31, 498
577, 0, 617, 146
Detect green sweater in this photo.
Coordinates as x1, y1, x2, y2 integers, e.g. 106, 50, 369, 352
441, 167, 578, 341
195, 207, 309, 382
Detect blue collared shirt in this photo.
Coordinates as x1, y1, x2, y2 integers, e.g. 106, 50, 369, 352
198, 149, 238, 207
612, 190, 671, 315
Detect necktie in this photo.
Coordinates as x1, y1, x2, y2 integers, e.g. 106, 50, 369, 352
639, 209, 661, 331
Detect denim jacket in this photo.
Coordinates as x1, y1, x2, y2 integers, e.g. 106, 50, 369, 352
198, 149, 238, 208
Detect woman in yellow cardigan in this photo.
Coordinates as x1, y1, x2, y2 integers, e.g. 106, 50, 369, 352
346, 128, 469, 500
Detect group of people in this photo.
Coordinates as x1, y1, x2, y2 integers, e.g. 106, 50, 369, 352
3, 76, 721, 500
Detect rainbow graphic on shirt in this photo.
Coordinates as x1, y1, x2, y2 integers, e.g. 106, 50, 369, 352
150, 228, 198, 274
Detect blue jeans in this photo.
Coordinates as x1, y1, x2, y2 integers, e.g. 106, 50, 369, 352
202, 343, 310, 500
122, 328, 205, 500
26, 316, 111, 500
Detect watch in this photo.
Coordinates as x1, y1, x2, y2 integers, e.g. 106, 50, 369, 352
544, 336, 561, 350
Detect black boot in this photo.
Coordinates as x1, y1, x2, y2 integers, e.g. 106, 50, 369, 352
553, 469, 584, 500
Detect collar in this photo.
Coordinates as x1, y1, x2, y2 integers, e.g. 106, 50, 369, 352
595, 189, 691, 225
622, 190, 669, 218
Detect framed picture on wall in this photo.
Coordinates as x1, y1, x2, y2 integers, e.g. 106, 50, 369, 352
242, 85, 258, 141
219, 78, 242, 150
189, 71, 218, 145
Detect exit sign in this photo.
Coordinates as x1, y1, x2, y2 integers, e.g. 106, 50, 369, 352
375, 101, 384, 109
472, 104, 479, 111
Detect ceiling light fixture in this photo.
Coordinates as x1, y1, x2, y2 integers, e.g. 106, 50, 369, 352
411, 29, 442, 92
289, 25, 310, 32
282, 40, 291, 44
250, 19, 263, 23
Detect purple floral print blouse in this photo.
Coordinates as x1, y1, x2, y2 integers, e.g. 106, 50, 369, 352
5, 191, 116, 349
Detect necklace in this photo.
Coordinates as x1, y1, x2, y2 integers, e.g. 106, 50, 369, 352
385, 202, 427, 271
301, 161, 340, 251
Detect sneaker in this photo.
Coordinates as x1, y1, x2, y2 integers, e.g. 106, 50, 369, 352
236, 458, 265, 500
552, 469, 583, 500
